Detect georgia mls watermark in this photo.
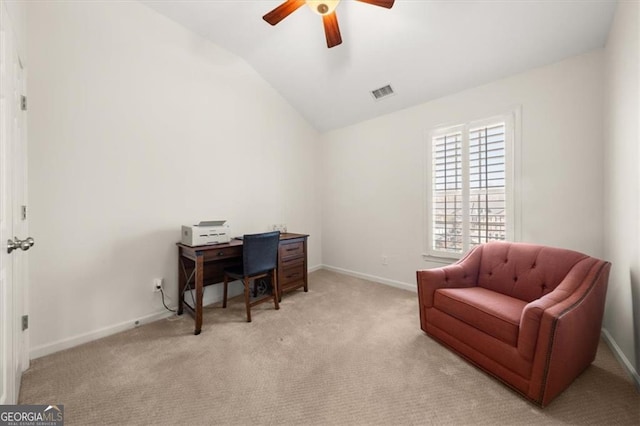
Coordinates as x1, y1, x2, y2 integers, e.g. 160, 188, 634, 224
0, 405, 64, 426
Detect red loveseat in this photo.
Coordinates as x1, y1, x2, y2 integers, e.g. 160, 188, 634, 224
417, 241, 610, 407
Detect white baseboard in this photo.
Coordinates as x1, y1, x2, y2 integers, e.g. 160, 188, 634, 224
30, 267, 322, 359
320, 264, 416, 293
601, 328, 640, 392
30, 309, 175, 359
29, 265, 639, 396
318, 267, 640, 394
308, 264, 323, 273
29, 289, 242, 360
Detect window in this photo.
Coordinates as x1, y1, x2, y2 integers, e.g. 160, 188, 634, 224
426, 112, 517, 259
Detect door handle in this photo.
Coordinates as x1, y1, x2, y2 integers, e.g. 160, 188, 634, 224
7, 236, 35, 254
7, 239, 18, 254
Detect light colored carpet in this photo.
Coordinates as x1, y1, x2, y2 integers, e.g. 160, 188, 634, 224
19, 269, 640, 425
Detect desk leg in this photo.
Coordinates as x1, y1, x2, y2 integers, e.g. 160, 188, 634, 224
177, 257, 186, 316
303, 239, 308, 292
194, 254, 204, 335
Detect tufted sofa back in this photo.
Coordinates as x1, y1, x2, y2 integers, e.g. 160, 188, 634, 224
476, 241, 589, 302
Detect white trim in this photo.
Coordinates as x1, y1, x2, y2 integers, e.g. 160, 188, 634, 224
319, 266, 639, 393
308, 264, 323, 273
29, 286, 241, 359
31, 265, 324, 359
30, 310, 175, 359
424, 108, 521, 259
320, 264, 416, 293
601, 328, 640, 392
29, 266, 639, 395
421, 253, 457, 265
512, 105, 523, 241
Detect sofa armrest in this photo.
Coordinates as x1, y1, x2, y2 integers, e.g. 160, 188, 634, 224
526, 259, 610, 406
417, 246, 482, 308
518, 257, 599, 360
518, 295, 566, 360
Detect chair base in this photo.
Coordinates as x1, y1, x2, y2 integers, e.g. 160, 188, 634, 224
223, 269, 279, 322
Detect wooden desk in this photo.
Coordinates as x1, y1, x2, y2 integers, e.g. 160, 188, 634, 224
176, 233, 308, 335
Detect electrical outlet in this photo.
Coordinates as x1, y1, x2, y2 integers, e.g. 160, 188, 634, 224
153, 278, 163, 292
381, 255, 388, 266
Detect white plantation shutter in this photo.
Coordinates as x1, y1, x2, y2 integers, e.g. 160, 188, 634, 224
468, 123, 506, 246
428, 114, 515, 258
432, 131, 463, 253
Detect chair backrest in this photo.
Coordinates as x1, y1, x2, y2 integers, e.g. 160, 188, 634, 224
242, 231, 280, 276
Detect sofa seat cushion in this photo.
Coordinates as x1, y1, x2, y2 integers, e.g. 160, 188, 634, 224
433, 287, 527, 346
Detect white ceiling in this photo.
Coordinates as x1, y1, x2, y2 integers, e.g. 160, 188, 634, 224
141, 0, 617, 132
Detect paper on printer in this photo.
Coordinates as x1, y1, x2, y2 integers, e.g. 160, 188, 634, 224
181, 220, 231, 246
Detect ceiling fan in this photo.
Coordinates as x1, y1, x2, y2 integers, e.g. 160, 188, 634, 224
263, 0, 395, 48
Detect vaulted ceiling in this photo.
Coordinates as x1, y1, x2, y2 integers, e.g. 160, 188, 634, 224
142, 0, 617, 132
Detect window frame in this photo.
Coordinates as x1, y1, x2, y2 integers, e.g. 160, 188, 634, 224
424, 109, 520, 262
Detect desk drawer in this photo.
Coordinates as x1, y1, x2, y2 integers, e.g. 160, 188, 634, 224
279, 241, 304, 260
280, 258, 304, 285
203, 246, 242, 261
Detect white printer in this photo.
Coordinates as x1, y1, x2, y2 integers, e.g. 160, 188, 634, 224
181, 220, 231, 246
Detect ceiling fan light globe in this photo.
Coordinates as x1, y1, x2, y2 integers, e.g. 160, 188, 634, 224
306, 0, 340, 16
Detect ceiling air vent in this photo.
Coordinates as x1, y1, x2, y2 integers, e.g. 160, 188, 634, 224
371, 84, 395, 100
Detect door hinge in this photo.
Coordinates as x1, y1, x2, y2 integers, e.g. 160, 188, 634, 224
22, 315, 28, 331
21, 205, 27, 220
21, 95, 27, 111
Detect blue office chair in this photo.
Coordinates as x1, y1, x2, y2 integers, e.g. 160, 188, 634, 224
222, 231, 280, 322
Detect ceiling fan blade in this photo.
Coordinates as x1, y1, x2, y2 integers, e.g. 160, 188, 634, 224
263, 0, 306, 26
322, 12, 342, 48
355, 0, 395, 8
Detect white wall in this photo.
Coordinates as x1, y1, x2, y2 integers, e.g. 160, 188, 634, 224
27, 1, 321, 357
603, 0, 640, 386
321, 51, 605, 288
24, 2, 636, 389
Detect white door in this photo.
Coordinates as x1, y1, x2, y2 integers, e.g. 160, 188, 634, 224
0, 3, 29, 405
